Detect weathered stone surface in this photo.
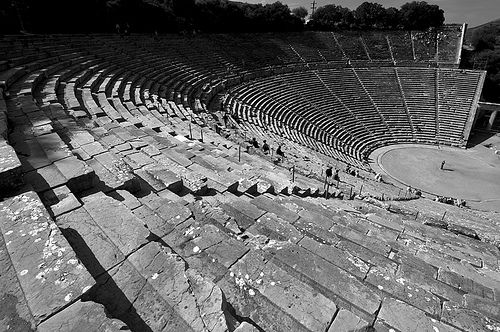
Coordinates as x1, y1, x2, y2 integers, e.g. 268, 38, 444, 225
136, 165, 183, 193
0, 231, 36, 332
0, 144, 23, 192
181, 224, 248, 268
441, 301, 500, 332
438, 268, 495, 300
82, 192, 149, 256
299, 236, 370, 279
247, 213, 303, 244
55, 207, 126, 278
234, 322, 259, 332
114, 189, 141, 210
43, 186, 81, 217
231, 250, 337, 332
53, 157, 95, 193
37, 300, 127, 332
251, 196, 299, 223
23, 164, 66, 192
272, 244, 382, 317
123, 151, 154, 170
93, 152, 137, 190
128, 242, 229, 332
377, 297, 460, 332
328, 309, 369, 332
80, 141, 106, 157
0, 192, 94, 324
85, 259, 193, 332
397, 264, 465, 303
366, 266, 441, 316
463, 294, 500, 322
218, 272, 310, 332
36, 133, 72, 163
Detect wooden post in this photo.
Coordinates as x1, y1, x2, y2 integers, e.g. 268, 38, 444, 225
200, 128, 203, 142
441, 211, 447, 221
359, 184, 363, 195
292, 165, 295, 182
238, 145, 241, 162
325, 183, 329, 199
349, 187, 352, 199
189, 123, 193, 140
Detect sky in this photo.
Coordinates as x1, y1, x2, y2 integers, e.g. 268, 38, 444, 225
242, 0, 500, 28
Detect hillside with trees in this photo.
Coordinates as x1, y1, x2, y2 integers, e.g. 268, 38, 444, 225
462, 19, 500, 103
308, 1, 444, 31
0, 0, 445, 34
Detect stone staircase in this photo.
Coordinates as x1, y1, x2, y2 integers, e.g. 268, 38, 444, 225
0, 35, 499, 332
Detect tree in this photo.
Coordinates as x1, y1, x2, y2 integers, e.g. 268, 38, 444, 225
355, 2, 386, 29
472, 26, 499, 51
384, 7, 400, 29
292, 7, 308, 21
309, 4, 354, 30
399, 1, 444, 30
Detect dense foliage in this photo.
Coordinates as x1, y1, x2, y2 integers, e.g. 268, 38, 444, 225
0, 0, 447, 34
309, 1, 444, 31
462, 22, 500, 103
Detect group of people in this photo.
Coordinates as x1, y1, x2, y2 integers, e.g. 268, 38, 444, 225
248, 137, 285, 160
435, 196, 466, 207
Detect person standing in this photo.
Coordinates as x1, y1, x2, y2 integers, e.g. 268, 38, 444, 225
441, 160, 446, 170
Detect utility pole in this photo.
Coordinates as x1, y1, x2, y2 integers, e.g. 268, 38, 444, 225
311, 0, 317, 16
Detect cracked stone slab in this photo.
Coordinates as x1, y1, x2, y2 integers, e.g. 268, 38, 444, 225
85, 259, 193, 332
328, 309, 369, 332
376, 297, 461, 332
53, 157, 95, 193
36, 133, 72, 163
366, 266, 442, 316
82, 192, 149, 256
250, 195, 299, 223
93, 152, 137, 190
247, 213, 303, 244
23, 164, 67, 193
37, 300, 127, 332
0, 229, 36, 332
271, 244, 382, 318
135, 165, 183, 193
127, 242, 229, 332
230, 250, 337, 332
55, 207, 126, 278
43, 186, 81, 217
0, 144, 23, 192
0, 192, 94, 324
441, 300, 500, 332
299, 236, 369, 279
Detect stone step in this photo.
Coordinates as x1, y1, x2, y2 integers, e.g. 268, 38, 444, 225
0, 191, 94, 325
0, 143, 23, 194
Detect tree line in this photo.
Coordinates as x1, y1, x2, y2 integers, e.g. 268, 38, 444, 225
0, 0, 445, 34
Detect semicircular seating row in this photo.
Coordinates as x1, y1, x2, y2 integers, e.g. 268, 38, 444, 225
0, 28, 470, 174
3, 34, 500, 332
225, 67, 483, 164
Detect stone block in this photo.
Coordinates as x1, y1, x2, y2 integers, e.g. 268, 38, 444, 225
0, 144, 23, 192
23, 164, 67, 192
127, 242, 229, 332
53, 157, 95, 193
377, 297, 460, 332
82, 192, 149, 256
37, 300, 127, 332
272, 244, 382, 318
251, 196, 299, 223
0, 192, 94, 324
328, 309, 370, 332
441, 300, 500, 332
231, 250, 337, 332
247, 213, 303, 244
36, 133, 72, 163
